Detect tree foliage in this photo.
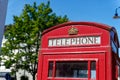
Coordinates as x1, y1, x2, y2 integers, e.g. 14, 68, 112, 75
1, 1, 68, 80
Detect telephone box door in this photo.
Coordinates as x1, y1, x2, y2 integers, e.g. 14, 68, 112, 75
41, 53, 105, 80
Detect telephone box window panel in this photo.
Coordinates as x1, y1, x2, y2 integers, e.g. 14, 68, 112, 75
48, 61, 96, 79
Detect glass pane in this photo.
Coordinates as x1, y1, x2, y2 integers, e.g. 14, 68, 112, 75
48, 61, 53, 77
55, 61, 88, 78
118, 66, 120, 79
91, 61, 96, 79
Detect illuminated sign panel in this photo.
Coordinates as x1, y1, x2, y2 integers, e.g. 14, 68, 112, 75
48, 36, 101, 47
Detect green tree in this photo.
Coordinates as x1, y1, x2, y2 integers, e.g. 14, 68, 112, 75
2, 1, 68, 80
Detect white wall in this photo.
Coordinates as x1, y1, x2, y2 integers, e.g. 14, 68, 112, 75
17, 69, 33, 80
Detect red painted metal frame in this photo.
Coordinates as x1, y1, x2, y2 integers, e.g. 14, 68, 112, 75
41, 54, 100, 80
37, 22, 120, 80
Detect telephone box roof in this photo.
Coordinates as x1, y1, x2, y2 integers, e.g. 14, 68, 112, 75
43, 22, 112, 35
42, 21, 119, 47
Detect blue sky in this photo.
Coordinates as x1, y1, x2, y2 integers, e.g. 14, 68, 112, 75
5, 0, 120, 38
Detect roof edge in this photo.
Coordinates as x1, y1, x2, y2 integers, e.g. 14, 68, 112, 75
42, 21, 112, 35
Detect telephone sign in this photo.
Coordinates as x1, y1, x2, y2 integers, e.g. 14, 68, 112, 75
48, 36, 101, 47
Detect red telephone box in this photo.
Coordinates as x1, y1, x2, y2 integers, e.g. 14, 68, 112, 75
37, 22, 120, 80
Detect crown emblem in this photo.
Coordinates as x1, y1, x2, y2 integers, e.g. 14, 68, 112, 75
68, 27, 78, 35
